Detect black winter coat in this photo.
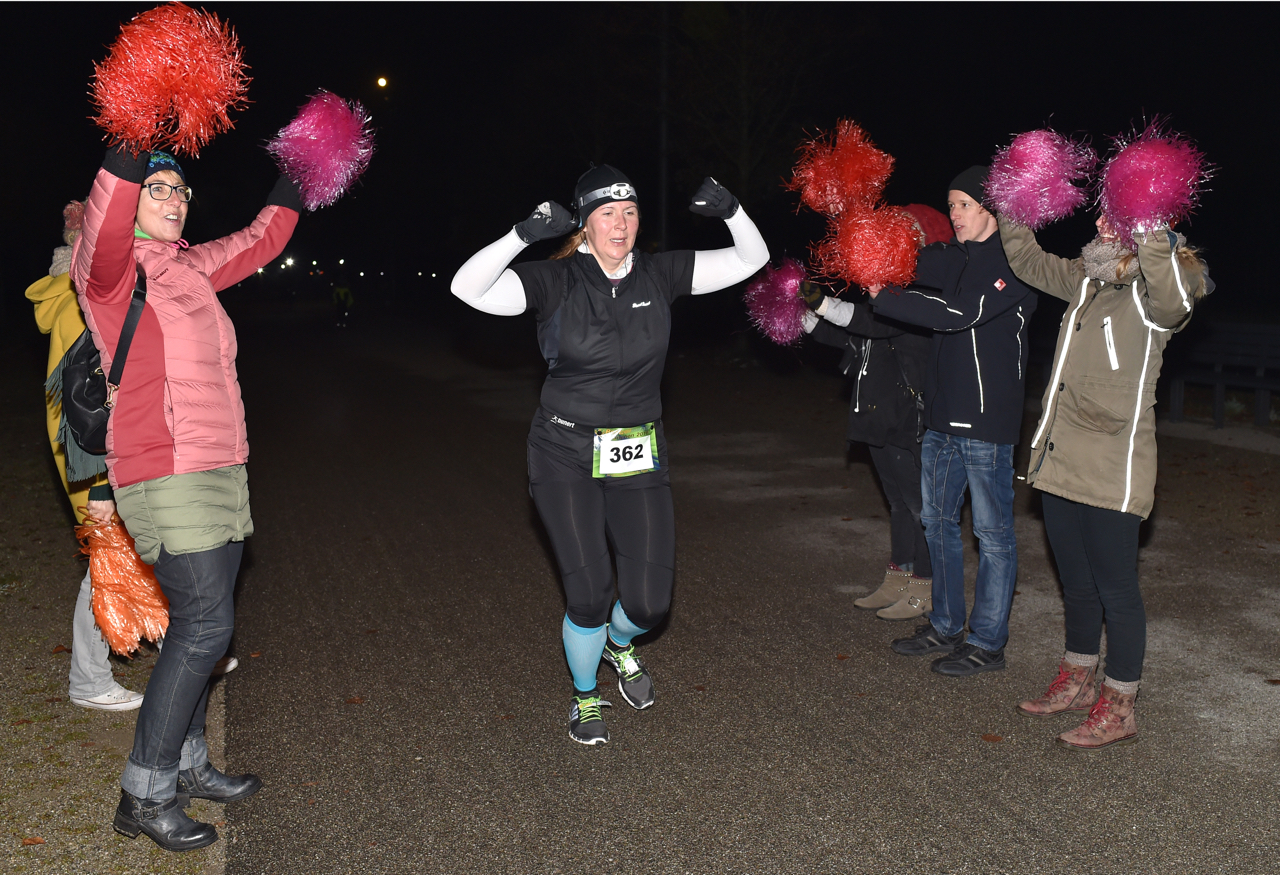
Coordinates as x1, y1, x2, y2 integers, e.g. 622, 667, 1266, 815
870, 231, 1037, 445
811, 304, 930, 449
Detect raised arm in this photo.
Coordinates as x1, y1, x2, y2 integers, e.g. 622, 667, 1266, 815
686, 177, 769, 295
72, 147, 151, 306
997, 215, 1084, 302
189, 177, 302, 290
451, 201, 575, 316
1134, 228, 1203, 329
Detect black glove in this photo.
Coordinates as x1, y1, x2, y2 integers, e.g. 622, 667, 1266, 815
688, 177, 739, 219
798, 280, 826, 311
514, 201, 575, 243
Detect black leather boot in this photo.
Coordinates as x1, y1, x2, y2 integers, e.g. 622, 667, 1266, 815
113, 790, 218, 852
176, 762, 263, 806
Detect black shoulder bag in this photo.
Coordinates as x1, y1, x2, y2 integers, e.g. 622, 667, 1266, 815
63, 265, 148, 454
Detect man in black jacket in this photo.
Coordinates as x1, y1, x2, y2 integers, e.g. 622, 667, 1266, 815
866, 166, 1037, 676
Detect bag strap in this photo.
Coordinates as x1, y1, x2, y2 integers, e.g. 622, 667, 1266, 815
106, 265, 147, 389
885, 339, 925, 443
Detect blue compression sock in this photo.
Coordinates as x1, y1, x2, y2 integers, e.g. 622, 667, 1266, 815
562, 616, 607, 693
607, 601, 650, 648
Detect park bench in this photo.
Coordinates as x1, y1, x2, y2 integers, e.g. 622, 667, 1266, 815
1165, 321, 1280, 428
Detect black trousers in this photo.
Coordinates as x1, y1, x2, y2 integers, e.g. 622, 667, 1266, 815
527, 411, 675, 630
867, 442, 931, 577
1040, 491, 1145, 683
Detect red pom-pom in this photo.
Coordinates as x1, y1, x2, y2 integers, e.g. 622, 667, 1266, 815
813, 206, 920, 289
787, 120, 895, 216
1100, 121, 1211, 250
91, 2, 250, 156
743, 258, 810, 346
267, 90, 375, 211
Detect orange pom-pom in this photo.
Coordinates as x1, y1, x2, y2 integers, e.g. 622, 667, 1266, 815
91, 2, 250, 156
813, 206, 921, 289
787, 120, 895, 216
76, 517, 168, 656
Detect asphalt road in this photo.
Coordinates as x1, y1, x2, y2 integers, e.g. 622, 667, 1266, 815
212, 305, 1278, 875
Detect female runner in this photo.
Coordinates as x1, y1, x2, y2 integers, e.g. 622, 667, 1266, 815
452, 166, 768, 744
998, 211, 1211, 750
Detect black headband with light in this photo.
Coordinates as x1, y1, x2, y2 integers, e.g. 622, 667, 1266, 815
575, 182, 637, 211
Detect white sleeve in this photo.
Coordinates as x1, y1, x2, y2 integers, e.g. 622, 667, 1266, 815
450, 227, 530, 316
690, 208, 770, 296
802, 311, 820, 334
820, 297, 857, 328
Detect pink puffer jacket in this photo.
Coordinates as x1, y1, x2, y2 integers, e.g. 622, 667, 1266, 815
72, 151, 299, 489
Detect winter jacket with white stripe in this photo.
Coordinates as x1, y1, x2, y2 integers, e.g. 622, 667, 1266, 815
998, 217, 1206, 520
868, 230, 1038, 445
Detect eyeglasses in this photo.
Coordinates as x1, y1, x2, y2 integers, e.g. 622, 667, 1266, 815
144, 182, 193, 203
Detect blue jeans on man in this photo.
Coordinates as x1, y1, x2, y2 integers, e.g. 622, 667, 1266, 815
920, 430, 1017, 653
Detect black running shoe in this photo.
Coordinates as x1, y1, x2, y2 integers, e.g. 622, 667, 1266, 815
890, 622, 964, 656
602, 642, 655, 710
568, 690, 612, 746
931, 642, 1006, 677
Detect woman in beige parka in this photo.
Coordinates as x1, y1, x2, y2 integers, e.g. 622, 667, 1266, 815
997, 212, 1211, 750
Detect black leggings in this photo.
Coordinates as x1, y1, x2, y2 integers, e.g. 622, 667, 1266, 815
867, 442, 931, 577
1041, 491, 1145, 683
527, 414, 675, 630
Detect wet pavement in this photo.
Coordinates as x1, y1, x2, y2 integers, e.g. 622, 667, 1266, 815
219, 308, 1278, 874
5, 304, 1278, 874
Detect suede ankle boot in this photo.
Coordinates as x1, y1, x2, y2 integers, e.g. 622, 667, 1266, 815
1055, 683, 1138, 751
854, 564, 913, 610
876, 577, 932, 621
1017, 659, 1099, 717
176, 762, 262, 806
113, 790, 218, 852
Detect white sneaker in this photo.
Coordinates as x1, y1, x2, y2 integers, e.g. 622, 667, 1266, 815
212, 656, 239, 676
70, 684, 144, 711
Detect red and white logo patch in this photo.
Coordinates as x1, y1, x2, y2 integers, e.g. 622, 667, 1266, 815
994, 278, 1006, 290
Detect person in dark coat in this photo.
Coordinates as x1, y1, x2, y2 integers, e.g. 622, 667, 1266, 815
799, 205, 944, 621
865, 167, 1038, 678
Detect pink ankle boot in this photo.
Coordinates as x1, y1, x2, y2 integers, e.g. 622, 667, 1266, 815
1055, 683, 1138, 751
1017, 659, 1098, 718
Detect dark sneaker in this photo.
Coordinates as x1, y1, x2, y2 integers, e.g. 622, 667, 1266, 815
931, 642, 1007, 677
602, 642, 655, 710
568, 690, 612, 746
891, 622, 964, 656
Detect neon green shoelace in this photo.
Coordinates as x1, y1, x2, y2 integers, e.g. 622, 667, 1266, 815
575, 695, 604, 722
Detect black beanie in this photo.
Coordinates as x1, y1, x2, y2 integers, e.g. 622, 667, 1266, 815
948, 165, 988, 203
573, 164, 637, 223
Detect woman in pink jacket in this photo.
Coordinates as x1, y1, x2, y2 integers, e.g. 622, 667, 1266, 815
72, 146, 301, 851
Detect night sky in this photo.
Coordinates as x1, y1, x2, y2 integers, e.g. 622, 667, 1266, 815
2, 2, 1272, 322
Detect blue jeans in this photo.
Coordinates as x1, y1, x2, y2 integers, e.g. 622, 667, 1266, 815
920, 430, 1017, 652
121, 542, 239, 801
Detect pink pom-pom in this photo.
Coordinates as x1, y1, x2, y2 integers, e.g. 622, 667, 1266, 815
787, 120, 895, 216
1100, 122, 1211, 250
985, 129, 1096, 230
91, 2, 249, 157
266, 90, 375, 211
813, 206, 920, 289
743, 258, 810, 346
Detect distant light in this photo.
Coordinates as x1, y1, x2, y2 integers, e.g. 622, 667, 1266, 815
338, 259, 345, 265
359, 272, 365, 277
380, 272, 384, 276
256, 268, 264, 274
377, 77, 387, 88
312, 260, 317, 266
418, 272, 422, 276
285, 257, 294, 267
431, 273, 436, 278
